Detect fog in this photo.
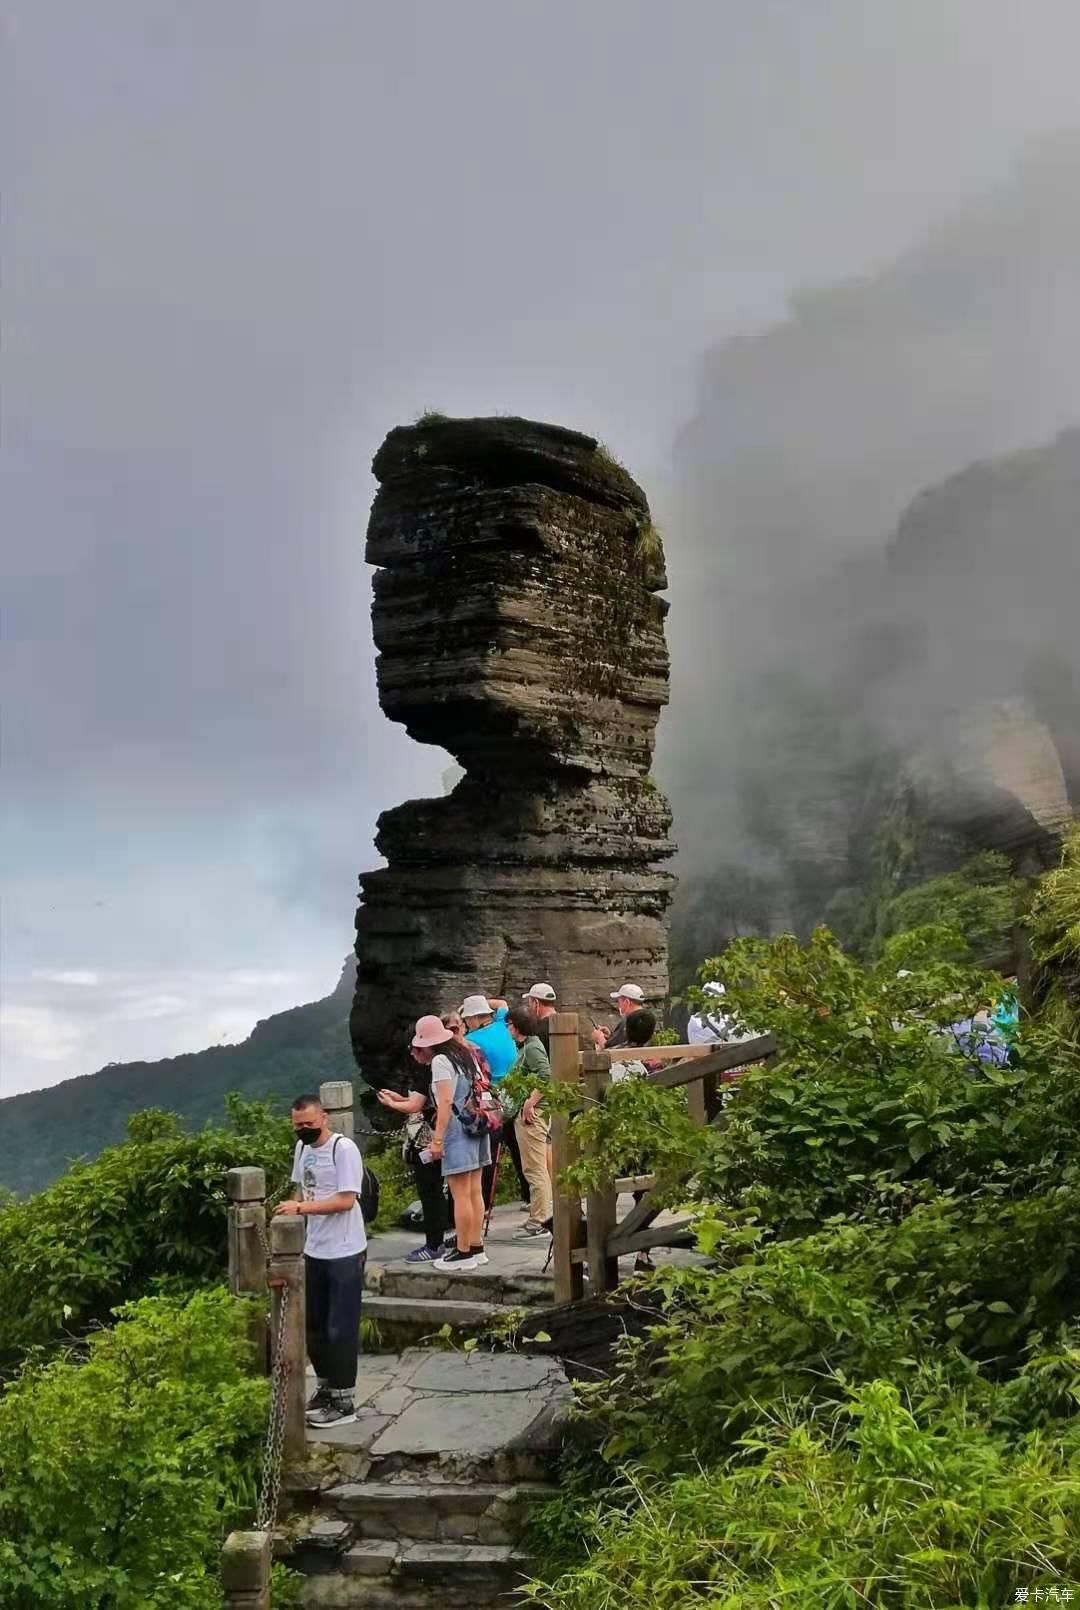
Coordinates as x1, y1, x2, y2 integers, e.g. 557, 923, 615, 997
4, 1, 1080, 1091
660, 134, 1080, 950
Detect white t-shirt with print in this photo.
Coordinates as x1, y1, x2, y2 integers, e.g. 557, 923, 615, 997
290, 1133, 367, 1259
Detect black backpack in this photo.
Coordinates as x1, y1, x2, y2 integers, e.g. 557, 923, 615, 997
331, 1135, 380, 1225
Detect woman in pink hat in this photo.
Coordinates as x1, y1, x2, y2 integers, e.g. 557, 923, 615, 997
406, 1014, 492, 1272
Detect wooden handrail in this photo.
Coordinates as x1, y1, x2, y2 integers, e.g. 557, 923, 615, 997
581, 1042, 712, 1070
645, 1034, 776, 1088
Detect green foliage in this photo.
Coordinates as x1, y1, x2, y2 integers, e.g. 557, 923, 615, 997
0, 968, 356, 1197
1029, 824, 1080, 1034
527, 857, 1080, 1609
873, 850, 1025, 965
414, 407, 449, 424
535, 1376, 1080, 1609
0, 1096, 292, 1361
0, 1287, 278, 1609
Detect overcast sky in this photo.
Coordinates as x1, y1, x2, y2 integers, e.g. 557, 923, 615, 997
4, 0, 1079, 1095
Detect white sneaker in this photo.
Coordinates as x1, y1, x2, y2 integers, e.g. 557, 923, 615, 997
471, 1250, 490, 1267
434, 1249, 480, 1272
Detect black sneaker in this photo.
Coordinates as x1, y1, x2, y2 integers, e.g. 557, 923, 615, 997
434, 1248, 479, 1271
307, 1400, 357, 1428
305, 1384, 331, 1416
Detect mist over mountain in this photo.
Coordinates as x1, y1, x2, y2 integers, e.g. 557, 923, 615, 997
660, 136, 1080, 964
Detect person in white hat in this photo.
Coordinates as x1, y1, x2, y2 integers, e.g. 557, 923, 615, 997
520, 984, 558, 1049
687, 982, 735, 1045
592, 983, 646, 1050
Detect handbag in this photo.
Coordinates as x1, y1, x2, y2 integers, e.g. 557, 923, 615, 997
402, 1114, 435, 1164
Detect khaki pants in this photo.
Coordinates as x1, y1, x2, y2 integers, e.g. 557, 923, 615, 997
515, 1110, 553, 1224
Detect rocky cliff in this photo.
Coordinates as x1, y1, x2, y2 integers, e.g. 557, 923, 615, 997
351, 417, 675, 1083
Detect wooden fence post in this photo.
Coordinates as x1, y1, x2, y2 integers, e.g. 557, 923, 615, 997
550, 1011, 585, 1305
227, 1166, 269, 1375
269, 1215, 306, 1460
581, 1056, 619, 1296
222, 1529, 272, 1609
320, 1079, 354, 1142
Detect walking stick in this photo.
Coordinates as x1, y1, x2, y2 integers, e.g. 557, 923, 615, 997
484, 1136, 503, 1238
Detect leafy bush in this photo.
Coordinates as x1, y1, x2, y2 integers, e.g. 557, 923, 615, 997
873, 849, 1026, 965
1029, 824, 1080, 1033
0, 1287, 275, 1609
535, 1375, 1080, 1610
527, 876, 1080, 1609
0, 1097, 292, 1362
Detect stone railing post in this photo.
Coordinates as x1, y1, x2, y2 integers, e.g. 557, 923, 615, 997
320, 1079, 354, 1141
269, 1215, 307, 1459
227, 1166, 270, 1375
549, 1011, 585, 1305
227, 1167, 268, 1297
222, 1529, 271, 1608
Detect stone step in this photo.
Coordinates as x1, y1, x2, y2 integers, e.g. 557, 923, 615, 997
361, 1292, 509, 1346
324, 1478, 556, 1543
298, 1542, 532, 1608
367, 1262, 553, 1309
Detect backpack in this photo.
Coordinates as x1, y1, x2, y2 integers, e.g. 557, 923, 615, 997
451, 1049, 502, 1140
330, 1134, 380, 1224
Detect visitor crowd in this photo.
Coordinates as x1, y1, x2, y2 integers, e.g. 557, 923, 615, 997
275, 976, 744, 1429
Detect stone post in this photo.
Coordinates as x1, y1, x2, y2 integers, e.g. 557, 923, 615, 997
227, 1166, 270, 1375
222, 1529, 271, 1609
320, 1079, 354, 1141
226, 1167, 268, 1297
549, 1011, 585, 1305
269, 1214, 307, 1459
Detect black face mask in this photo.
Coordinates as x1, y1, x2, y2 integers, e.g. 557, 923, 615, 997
294, 1124, 321, 1146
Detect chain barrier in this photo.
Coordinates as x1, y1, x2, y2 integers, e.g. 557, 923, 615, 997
255, 1279, 291, 1534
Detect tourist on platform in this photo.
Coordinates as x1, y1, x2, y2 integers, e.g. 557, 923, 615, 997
276, 1093, 367, 1428
376, 1048, 446, 1264
461, 994, 518, 1081
506, 1004, 554, 1235
520, 983, 558, 1050
605, 1011, 660, 1274
591, 982, 647, 1050
461, 992, 530, 1204
407, 1014, 491, 1271
440, 1011, 524, 1228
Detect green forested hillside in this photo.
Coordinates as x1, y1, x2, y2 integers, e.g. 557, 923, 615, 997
0, 960, 358, 1198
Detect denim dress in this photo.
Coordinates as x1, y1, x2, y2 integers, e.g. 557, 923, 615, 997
441, 1069, 493, 1178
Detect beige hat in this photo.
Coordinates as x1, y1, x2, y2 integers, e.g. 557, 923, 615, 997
523, 983, 557, 1003
610, 983, 645, 1003
460, 994, 494, 1019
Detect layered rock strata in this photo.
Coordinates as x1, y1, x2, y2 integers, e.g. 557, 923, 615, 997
351, 417, 675, 1084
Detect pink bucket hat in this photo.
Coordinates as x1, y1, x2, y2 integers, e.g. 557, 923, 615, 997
412, 1014, 454, 1049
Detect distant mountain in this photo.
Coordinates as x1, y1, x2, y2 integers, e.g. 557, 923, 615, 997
0, 958, 361, 1198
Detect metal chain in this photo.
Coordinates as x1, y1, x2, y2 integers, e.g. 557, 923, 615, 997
251, 1212, 271, 1266
255, 1280, 291, 1534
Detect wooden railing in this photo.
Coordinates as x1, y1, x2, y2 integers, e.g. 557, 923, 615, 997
548, 1012, 777, 1302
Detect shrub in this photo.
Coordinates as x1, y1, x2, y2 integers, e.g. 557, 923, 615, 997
0, 1097, 292, 1361
0, 1288, 273, 1609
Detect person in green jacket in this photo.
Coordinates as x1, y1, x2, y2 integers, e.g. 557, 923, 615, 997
506, 1004, 553, 1235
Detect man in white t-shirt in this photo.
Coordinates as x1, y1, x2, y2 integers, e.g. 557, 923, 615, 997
274, 1092, 367, 1428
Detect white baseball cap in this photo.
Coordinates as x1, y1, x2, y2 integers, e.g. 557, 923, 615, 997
703, 982, 726, 998
460, 994, 494, 1019
522, 983, 557, 1003
610, 983, 645, 1003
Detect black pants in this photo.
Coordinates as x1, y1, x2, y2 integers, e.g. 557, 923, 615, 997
412, 1155, 447, 1251
305, 1251, 364, 1397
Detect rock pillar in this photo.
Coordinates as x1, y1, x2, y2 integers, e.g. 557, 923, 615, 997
351, 416, 675, 1083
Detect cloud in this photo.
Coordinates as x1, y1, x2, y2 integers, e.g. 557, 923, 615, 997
4, 1, 1080, 1091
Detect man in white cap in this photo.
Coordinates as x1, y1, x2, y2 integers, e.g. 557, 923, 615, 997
521, 983, 558, 1049
592, 983, 646, 1050
688, 982, 736, 1045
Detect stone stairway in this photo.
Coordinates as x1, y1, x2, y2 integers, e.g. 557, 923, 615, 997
361, 1259, 555, 1349
278, 1346, 570, 1608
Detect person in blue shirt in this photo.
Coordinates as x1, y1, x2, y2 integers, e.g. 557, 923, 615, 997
460, 994, 518, 1084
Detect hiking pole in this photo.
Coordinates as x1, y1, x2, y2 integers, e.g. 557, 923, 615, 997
484, 1137, 503, 1238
